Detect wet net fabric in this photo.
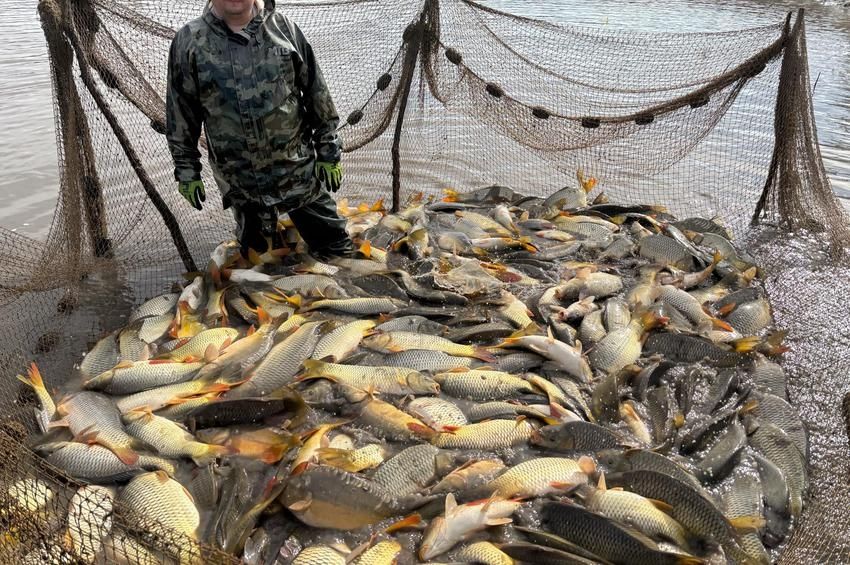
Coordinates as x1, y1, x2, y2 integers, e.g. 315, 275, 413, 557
0, 0, 848, 561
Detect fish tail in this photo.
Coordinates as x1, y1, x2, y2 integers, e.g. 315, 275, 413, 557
763, 330, 789, 356
109, 445, 140, 466
731, 336, 761, 353
710, 317, 735, 332
675, 558, 705, 565
729, 515, 766, 533
315, 447, 358, 471
472, 347, 497, 363
359, 241, 372, 259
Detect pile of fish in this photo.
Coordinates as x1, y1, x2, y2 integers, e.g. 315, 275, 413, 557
7, 182, 808, 565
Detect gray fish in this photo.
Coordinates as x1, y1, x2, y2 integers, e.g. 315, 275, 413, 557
638, 234, 695, 270
644, 385, 676, 446
350, 273, 408, 301
606, 470, 750, 564
725, 298, 772, 336
372, 444, 452, 496
750, 391, 808, 457
596, 448, 702, 491
55, 391, 144, 465
390, 270, 469, 305
672, 217, 731, 240
376, 315, 447, 335
695, 419, 746, 483
370, 350, 474, 372
723, 475, 770, 565
746, 418, 808, 518
41, 442, 174, 483
752, 453, 792, 547
491, 352, 546, 373
499, 542, 604, 565
643, 333, 749, 367
513, 526, 612, 564
532, 421, 622, 452
406, 397, 468, 431
445, 322, 515, 344
750, 357, 787, 399
281, 465, 428, 530
79, 332, 120, 380
233, 322, 324, 397
128, 293, 179, 325
540, 502, 700, 565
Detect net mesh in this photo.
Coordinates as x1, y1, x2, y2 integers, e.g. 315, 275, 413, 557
0, 0, 848, 561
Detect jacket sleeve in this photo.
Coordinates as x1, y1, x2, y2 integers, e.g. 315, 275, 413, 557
166, 28, 204, 183
289, 21, 342, 163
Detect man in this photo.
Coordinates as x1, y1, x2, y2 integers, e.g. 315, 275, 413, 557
166, 0, 354, 260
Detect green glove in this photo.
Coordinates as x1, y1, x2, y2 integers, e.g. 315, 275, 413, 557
178, 180, 206, 210
315, 161, 343, 192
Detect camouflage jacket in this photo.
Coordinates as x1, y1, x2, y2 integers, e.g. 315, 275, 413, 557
166, 0, 341, 209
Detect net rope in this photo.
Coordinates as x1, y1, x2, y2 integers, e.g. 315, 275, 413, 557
0, 0, 848, 561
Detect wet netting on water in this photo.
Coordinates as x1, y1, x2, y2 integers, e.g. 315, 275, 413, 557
0, 0, 848, 562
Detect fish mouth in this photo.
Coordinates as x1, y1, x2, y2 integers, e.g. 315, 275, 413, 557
529, 429, 544, 444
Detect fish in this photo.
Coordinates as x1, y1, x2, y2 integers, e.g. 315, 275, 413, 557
195, 309, 281, 383
695, 419, 746, 483
456, 542, 516, 565
364, 331, 495, 361
497, 291, 536, 328
497, 332, 591, 383
658, 285, 731, 333
596, 449, 702, 491
273, 274, 347, 298
115, 379, 231, 414
392, 227, 431, 258
464, 401, 561, 424
40, 442, 175, 483
138, 312, 175, 343
352, 540, 402, 565
406, 397, 469, 431
430, 459, 507, 495
377, 350, 474, 372
128, 293, 179, 325
559, 270, 624, 301
123, 408, 231, 464
300, 359, 440, 398
494, 204, 519, 233
533, 421, 623, 452
745, 418, 808, 518
455, 210, 514, 237
357, 396, 437, 442
723, 475, 770, 565
605, 470, 753, 563
430, 418, 538, 450
79, 331, 121, 380
435, 369, 537, 400
119, 471, 200, 540
118, 325, 151, 361
750, 356, 787, 399
589, 311, 667, 375
575, 479, 689, 547
750, 391, 808, 457
638, 234, 695, 270
185, 386, 305, 429
579, 309, 607, 345
643, 333, 757, 366
53, 391, 143, 465
292, 546, 348, 565
200, 427, 300, 464
419, 493, 521, 559
540, 501, 702, 565
235, 321, 323, 397
304, 297, 406, 314
282, 465, 423, 530
498, 541, 602, 564
604, 297, 632, 331
16, 362, 55, 433
66, 485, 114, 563
84, 360, 204, 395
316, 443, 387, 472
619, 401, 652, 445
311, 320, 376, 362
290, 422, 346, 473
372, 444, 452, 496
164, 327, 239, 362
478, 457, 594, 499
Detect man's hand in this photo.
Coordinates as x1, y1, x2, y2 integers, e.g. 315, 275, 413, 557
315, 161, 342, 192
178, 180, 206, 210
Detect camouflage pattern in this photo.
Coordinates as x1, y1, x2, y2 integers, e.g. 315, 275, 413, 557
166, 0, 342, 210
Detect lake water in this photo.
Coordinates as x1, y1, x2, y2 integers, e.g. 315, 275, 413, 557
1, 0, 848, 239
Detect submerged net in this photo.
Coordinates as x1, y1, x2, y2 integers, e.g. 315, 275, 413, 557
0, 0, 848, 561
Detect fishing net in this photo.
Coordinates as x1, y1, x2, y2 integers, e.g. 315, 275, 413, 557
0, 0, 848, 561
